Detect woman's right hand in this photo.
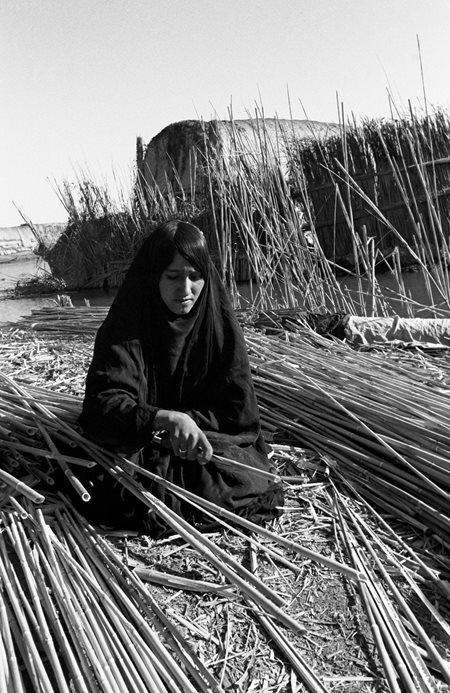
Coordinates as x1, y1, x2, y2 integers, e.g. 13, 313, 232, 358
152, 410, 213, 463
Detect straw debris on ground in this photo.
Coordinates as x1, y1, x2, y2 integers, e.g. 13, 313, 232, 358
0, 311, 449, 692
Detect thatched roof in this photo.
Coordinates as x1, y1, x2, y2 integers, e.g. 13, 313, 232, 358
140, 118, 340, 193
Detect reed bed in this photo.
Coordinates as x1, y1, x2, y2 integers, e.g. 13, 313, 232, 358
1, 320, 450, 690
31, 110, 450, 319
287, 109, 450, 317
38, 176, 149, 290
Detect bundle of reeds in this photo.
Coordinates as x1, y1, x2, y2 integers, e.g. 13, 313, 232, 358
18, 305, 109, 335
0, 500, 233, 692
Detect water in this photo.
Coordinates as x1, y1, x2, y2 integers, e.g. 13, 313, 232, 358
0, 256, 45, 289
1, 257, 450, 326
339, 270, 450, 318
0, 257, 116, 325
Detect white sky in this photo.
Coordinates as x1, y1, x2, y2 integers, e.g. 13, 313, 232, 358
2, 0, 450, 226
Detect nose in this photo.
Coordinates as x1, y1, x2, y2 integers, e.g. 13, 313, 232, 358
178, 276, 192, 295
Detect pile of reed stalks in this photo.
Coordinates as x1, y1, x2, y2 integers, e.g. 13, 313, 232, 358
0, 361, 450, 690
6, 310, 450, 550
15, 305, 109, 336
0, 370, 359, 690
245, 325, 450, 549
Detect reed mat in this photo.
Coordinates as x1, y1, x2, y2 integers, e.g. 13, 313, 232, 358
0, 318, 449, 692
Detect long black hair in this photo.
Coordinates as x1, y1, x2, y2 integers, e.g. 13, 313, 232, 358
98, 219, 227, 390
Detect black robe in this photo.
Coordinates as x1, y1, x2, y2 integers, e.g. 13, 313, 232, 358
77, 236, 283, 536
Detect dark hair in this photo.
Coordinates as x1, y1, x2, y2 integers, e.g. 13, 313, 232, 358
99, 217, 228, 385
146, 220, 212, 288
143, 219, 222, 382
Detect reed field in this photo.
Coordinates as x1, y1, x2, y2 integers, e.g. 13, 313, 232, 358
1, 109, 450, 691
29, 108, 450, 318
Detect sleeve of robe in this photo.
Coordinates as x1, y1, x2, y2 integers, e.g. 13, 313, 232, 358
80, 329, 159, 452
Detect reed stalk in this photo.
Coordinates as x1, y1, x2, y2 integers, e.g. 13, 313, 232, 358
6, 517, 72, 693
116, 452, 363, 583
116, 475, 306, 634
0, 578, 25, 693
0, 532, 55, 692
335, 517, 431, 692
344, 501, 450, 684
0, 469, 44, 505
35, 506, 221, 692
58, 508, 225, 693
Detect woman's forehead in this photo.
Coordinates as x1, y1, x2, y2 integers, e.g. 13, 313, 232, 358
164, 252, 199, 272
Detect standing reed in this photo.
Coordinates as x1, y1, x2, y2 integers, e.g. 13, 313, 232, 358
30, 108, 450, 320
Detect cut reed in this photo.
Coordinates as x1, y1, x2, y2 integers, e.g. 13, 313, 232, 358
1, 315, 450, 688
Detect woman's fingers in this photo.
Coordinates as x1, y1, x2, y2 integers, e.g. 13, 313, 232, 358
171, 429, 183, 456
168, 412, 212, 462
174, 434, 212, 463
172, 431, 196, 459
196, 433, 213, 464
170, 414, 191, 456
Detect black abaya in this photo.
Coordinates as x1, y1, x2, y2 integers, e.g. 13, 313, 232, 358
77, 232, 283, 536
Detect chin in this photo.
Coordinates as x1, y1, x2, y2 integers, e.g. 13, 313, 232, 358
173, 303, 193, 315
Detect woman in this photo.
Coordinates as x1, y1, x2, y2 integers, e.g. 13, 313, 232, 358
78, 219, 283, 537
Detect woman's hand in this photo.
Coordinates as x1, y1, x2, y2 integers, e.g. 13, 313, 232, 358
152, 410, 213, 463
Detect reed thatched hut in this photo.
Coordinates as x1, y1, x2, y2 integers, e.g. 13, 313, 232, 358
137, 118, 340, 198
289, 113, 450, 270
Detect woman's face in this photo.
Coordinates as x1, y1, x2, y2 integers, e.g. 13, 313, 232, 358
159, 252, 205, 315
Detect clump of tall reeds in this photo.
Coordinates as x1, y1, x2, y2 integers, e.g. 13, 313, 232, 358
43, 168, 209, 291
197, 117, 351, 312
41, 176, 147, 290
38, 106, 450, 318
287, 107, 450, 317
